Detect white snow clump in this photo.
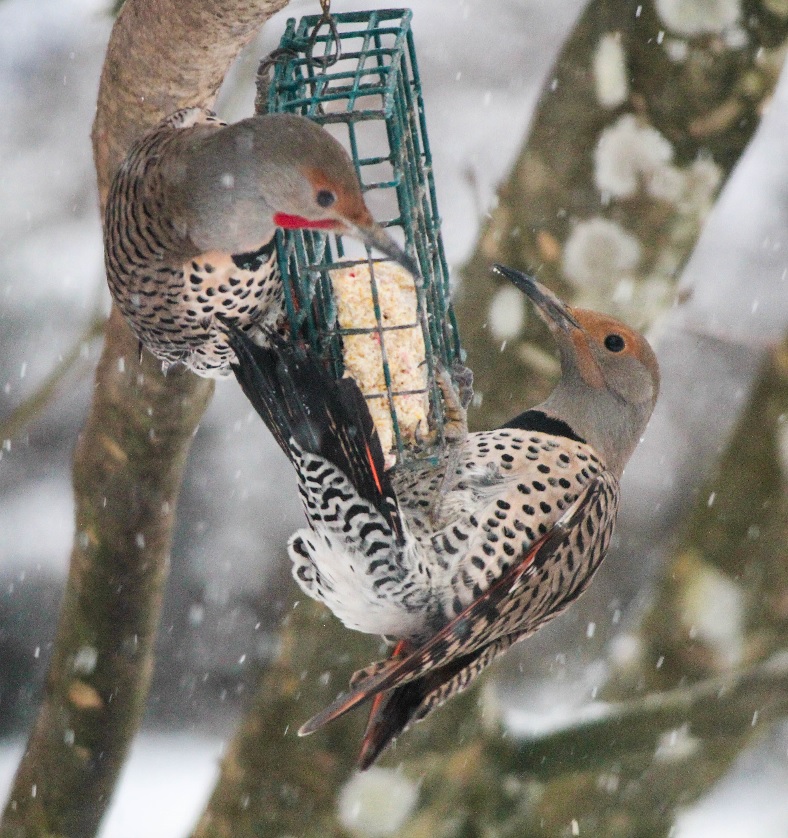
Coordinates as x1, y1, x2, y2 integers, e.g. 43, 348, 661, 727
562, 216, 641, 291
680, 559, 745, 669
777, 415, 788, 480
593, 33, 629, 108
337, 768, 419, 837
656, 0, 741, 37
664, 37, 690, 61
488, 283, 526, 340
594, 114, 674, 199
654, 725, 701, 762
73, 646, 99, 675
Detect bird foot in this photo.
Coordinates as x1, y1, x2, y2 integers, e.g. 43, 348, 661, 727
255, 48, 299, 115
436, 362, 470, 445
450, 358, 474, 410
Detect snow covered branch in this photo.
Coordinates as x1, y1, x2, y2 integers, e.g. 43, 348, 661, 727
508, 653, 788, 780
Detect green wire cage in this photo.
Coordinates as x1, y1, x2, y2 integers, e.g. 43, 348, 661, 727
263, 8, 461, 467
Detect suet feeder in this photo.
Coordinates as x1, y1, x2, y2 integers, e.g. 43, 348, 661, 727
263, 8, 461, 467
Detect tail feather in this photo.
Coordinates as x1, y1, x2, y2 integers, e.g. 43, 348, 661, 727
297, 530, 556, 738
355, 646, 490, 770
356, 682, 426, 770
223, 324, 403, 540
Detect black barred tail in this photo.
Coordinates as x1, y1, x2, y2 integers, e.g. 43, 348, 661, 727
224, 324, 403, 539
356, 643, 502, 770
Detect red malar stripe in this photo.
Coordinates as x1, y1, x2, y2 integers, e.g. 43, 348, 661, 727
273, 212, 338, 230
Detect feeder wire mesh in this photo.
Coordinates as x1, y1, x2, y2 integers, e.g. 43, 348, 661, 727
264, 9, 461, 467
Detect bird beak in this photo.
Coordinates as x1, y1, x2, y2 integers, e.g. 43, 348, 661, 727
352, 222, 421, 282
493, 264, 580, 333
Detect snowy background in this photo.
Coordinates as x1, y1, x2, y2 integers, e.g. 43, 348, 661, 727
1, 0, 787, 835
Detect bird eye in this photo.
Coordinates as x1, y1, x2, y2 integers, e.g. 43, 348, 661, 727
604, 334, 626, 352
316, 189, 336, 208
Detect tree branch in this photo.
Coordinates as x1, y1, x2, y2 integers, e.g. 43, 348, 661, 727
0, 315, 105, 444
0, 2, 288, 836
507, 654, 788, 779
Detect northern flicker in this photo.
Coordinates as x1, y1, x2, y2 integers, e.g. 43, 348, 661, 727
225, 264, 660, 767
104, 107, 416, 376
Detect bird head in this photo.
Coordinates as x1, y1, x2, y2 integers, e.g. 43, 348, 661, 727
164, 113, 418, 277
494, 265, 660, 477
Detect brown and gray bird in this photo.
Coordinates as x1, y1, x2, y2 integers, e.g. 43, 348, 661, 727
224, 265, 660, 768
104, 107, 415, 376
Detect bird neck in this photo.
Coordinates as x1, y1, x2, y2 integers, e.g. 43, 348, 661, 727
535, 375, 648, 478
160, 126, 279, 256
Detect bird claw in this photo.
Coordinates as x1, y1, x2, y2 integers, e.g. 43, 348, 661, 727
411, 418, 434, 448
435, 363, 469, 445
414, 362, 471, 528
255, 48, 299, 115
406, 360, 468, 454
350, 644, 410, 688
450, 358, 474, 410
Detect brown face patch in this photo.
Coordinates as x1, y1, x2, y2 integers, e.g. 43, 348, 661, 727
303, 165, 373, 228
571, 309, 661, 392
